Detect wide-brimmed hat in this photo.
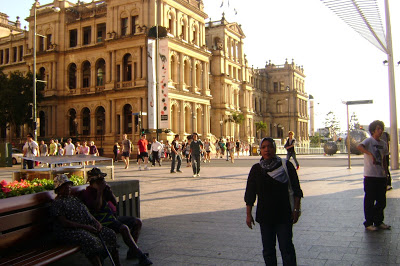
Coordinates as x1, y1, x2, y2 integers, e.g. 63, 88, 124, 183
87, 167, 107, 183
54, 174, 73, 191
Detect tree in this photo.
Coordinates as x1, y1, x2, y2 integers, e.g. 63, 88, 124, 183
255, 121, 268, 139
0, 69, 45, 134
349, 112, 360, 130
324, 111, 340, 139
231, 111, 245, 139
309, 133, 323, 146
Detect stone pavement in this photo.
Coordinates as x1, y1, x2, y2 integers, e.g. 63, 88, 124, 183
2, 155, 400, 265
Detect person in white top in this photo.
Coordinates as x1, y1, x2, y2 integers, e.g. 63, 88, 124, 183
150, 137, 163, 167
63, 138, 76, 156
23, 133, 39, 169
357, 120, 390, 231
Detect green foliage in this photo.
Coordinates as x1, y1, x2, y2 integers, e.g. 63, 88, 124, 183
0, 69, 45, 131
255, 121, 268, 134
324, 111, 340, 138
231, 111, 245, 125
309, 133, 323, 146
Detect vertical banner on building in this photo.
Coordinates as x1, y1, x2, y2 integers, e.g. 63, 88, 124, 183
158, 39, 169, 129
147, 39, 156, 130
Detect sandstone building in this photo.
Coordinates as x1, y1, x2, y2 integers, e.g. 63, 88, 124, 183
0, 0, 309, 154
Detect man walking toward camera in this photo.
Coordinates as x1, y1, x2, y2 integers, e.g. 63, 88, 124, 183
190, 133, 203, 177
357, 120, 390, 231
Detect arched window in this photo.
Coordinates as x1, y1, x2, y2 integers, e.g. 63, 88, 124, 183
82, 108, 90, 135
276, 100, 283, 113
95, 106, 105, 135
192, 25, 198, 46
181, 19, 187, 41
123, 54, 132, 81
168, 12, 175, 35
68, 63, 77, 89
96, 59, 105, 86
68, 109, 77, 136
123, 104, 132, 134
82, 61, 91, 88
184, 60, 190, 86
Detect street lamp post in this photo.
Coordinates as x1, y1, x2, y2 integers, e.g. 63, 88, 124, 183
343, 100, 373, 169
33, 0, 38, 141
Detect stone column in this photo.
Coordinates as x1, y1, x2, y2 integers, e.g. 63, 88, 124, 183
106, 100, 111, 134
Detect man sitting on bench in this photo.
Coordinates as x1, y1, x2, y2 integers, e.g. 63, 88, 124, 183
82, 168, 152, 265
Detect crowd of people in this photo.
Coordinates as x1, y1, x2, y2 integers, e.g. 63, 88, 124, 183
22, 134, 101, 169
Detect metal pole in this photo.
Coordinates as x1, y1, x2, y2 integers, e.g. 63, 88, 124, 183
33, 1, 37, 142
385, 0, 398, 170
155, 0, 159, 140
346, 104, 351, 169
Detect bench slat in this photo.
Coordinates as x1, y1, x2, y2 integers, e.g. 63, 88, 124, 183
0, 206, 50, 232
0, 223, 49, 250
0, 246, 80, 266
0, 192, 55, 215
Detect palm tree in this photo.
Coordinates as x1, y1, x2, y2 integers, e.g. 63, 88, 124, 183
255, 121, 268, 140
226, 111, 245, 139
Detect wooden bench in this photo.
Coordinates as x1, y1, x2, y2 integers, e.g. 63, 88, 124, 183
0, 180, 140, 265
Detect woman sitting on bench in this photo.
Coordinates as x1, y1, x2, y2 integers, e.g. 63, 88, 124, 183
50, 174, 121, 266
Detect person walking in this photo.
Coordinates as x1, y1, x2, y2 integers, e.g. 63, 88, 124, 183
121, 134, 132, 169
357, 120, 391, 231
170, 134, 182, 173
284, 131, 300, 170
245, 137, 303, 265
137, 134, 149, 171
190, 133, 203, 177
150, 137, 163, 167
64, 138, 76, 156
23, 133, 39, 169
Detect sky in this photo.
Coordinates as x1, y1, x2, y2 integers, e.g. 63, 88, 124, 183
2, 0, 400, 132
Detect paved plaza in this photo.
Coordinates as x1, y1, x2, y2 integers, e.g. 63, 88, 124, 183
2, 154, 400, 265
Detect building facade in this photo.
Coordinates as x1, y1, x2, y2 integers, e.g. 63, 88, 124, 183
0, 0, 309, 153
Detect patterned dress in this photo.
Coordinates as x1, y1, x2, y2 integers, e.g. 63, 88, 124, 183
51, 196, 118, 258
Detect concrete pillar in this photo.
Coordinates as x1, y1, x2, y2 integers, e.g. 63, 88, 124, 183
90, 113, 96, 136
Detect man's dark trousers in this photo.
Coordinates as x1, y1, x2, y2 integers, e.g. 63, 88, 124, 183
171, 153, 181, 172
363, 177, 387, 227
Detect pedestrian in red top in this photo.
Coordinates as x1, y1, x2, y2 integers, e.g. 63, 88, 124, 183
137, 134, 149, 171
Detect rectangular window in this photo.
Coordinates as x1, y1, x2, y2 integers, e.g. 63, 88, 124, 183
83, 26, 91, 45
0, 50, 3, 64
131, 16, 138, 34
273, 82, 278, 92
121, 18, 128, 36
97, 23, 106, 43
5, 49, 9, 64
13, 47, 17, 62
46, 34, 52, 50
39, 37, 44, 52
69, 29, 78, 47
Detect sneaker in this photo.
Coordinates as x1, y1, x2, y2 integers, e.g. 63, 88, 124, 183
192, 174, 197, 177
365, 225, 378, 231
377, 223, 391, 230
145, 166, 149, 171
170, 171, 176, 173
387, 185, 393, 191
177, 170, 182, 173
138, 166, 142, 171
197, 174, 200, 177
